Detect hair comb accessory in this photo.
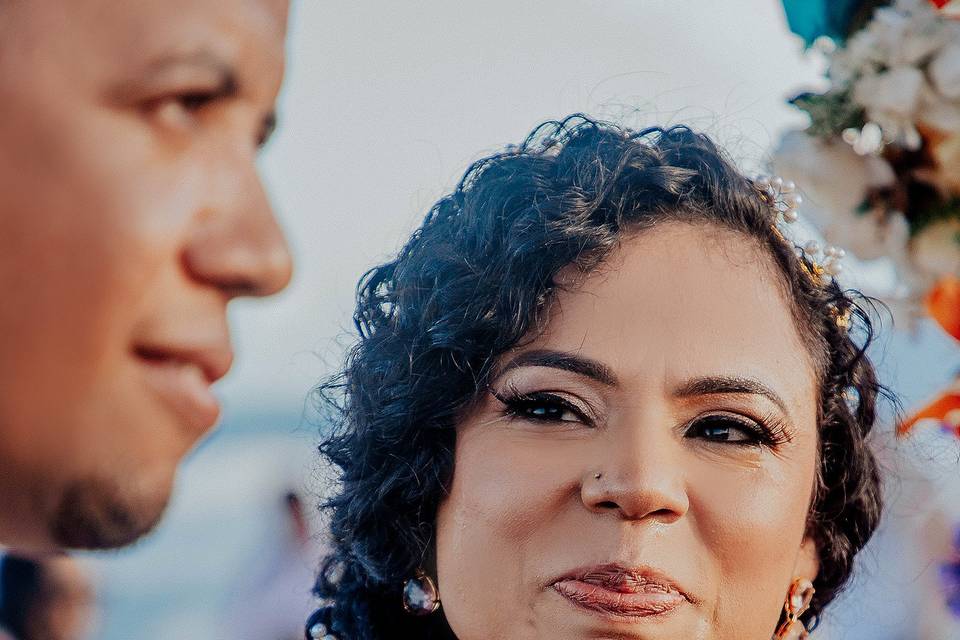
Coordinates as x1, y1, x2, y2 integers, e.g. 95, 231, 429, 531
754, 174, 802, 223
751, 174, 847, 286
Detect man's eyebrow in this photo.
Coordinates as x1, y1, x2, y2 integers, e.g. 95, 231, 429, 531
147, 50, 237, 83
112, 50, 239, 101
673, 375, 789, 415
495, 349, 618, 386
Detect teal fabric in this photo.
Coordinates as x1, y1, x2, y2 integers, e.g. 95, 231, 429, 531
781, 0, 865, 46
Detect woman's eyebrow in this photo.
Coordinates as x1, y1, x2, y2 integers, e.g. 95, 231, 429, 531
673, 375, 789, 415
495, 349, 618, 386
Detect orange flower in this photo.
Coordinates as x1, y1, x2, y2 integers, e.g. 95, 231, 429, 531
928, 276, 960, 341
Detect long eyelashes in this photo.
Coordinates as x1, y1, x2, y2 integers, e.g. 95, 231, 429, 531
683, 412, 793, 448
491, 386, 594, 425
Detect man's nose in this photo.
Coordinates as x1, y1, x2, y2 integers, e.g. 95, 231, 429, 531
182, 155, 293, 299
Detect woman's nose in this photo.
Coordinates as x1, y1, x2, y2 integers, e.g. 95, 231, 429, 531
182, 159, 293, 299
580, 421, 689, 523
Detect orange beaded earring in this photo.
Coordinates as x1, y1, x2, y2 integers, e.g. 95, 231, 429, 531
774, 578, 815, 639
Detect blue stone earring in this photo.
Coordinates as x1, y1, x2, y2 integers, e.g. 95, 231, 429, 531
402, 569, 441, 615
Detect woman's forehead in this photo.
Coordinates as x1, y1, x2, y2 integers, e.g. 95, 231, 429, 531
535, 223, 817, 408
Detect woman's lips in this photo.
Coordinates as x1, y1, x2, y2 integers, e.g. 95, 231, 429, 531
552, 564, 689, 619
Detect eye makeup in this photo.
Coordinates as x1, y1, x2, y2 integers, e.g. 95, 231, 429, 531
490, 378, 795, 451
490, 383, 597, 427
682, 411, 794, 449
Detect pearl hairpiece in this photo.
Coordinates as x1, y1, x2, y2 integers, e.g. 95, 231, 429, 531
751, 174, 852, 331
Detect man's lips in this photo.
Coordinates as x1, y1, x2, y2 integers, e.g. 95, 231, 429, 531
134, 343, 233, 435
552, 564, 691, 619
134, 344, 233, 385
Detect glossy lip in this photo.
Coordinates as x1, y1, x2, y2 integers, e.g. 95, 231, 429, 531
551, 563, 692, 620
134, 341, 233, 436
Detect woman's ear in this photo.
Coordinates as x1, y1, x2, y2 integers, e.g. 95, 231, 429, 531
794, 536, 820, 582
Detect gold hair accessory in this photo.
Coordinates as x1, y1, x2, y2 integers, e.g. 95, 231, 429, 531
753, 174, 844, 281
828, 304, 852, 331
752, 175, 851, 331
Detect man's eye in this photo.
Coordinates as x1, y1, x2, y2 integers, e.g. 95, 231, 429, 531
685, 415, 762, 445
174, 91, 220, 112
145, 90, 226, 133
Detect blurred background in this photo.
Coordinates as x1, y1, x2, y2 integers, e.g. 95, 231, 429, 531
26, 1, 958, 638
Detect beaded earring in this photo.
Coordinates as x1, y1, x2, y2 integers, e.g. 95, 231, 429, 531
774, 577, 815, 639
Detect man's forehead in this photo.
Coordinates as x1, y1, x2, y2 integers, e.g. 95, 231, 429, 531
104, 0, 288, 45
3, 0, 288, 49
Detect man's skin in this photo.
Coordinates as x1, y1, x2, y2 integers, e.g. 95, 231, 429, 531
0, 0, 293, 551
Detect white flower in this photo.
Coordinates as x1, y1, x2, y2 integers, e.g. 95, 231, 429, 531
825, 208, 910, 262
773, 131, 894, 225
831, 29, 883, 85
773, 131, 907, 264
918, 83, 960, 133
853, 66, 926, 148
930, 43, 960, 100
909, 218, 960, 279
829, 0, 955, 92
855, 66, 924, 115
842, 122, 885, 155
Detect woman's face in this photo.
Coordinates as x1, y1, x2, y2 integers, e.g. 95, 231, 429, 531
436, 223, 820, 640
0, 0, 291, 549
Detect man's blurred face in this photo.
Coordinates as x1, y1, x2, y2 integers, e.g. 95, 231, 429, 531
0, 0, 293, 550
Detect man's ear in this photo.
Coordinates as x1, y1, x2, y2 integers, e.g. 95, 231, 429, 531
794, 536, 819, 582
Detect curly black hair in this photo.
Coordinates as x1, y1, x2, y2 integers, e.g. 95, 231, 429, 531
312, 115, 887, 639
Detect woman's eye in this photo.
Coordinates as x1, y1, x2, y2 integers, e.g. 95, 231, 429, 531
520, 402, 579, 422
686, 415, 762, 445
497, 392, 588, 424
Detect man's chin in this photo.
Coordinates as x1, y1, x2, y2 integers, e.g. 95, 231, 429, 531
49, 475, 172, 550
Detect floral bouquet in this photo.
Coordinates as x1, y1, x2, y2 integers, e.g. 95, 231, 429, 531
773, 2, 960, 633
773, 0, 960, 435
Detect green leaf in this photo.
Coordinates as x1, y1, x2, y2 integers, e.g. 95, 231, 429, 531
908, 197, 960, 237
790, 90, 866, 139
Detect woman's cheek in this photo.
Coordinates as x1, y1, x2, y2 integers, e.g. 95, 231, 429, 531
690, 452, 812, 543
687, 454, 813, 631
442, 424, 578, 541
436, 425, 579, 638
